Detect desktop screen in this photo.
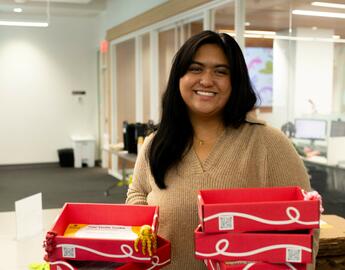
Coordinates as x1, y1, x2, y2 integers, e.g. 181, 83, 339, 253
294, 119, 327, 140
330, 120, 345, 137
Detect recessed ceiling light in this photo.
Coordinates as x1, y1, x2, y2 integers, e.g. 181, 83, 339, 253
333, 35, 340, 39
13, 7, 23, 13
312, 26, 318, 30
245, 22, 251, 26
311, 2, 345, 9
292, 9, 345, 19
0, 21, 48, 27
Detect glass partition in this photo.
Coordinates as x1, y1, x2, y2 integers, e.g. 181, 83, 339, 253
116, 38, 136, 140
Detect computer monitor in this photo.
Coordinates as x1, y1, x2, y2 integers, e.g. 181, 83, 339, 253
330, 120, 345, 137
294, 118, 327, 141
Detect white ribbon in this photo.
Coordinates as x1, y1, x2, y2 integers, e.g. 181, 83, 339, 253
204, 207, 318, 226
195, 239, 311, 257
49, 261, 74, 270
146, 255, 171, 270
56, 243, 151, 261
243, 262, 297, 270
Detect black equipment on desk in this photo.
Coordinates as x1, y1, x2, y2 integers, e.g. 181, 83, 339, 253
123, 121, 151, 154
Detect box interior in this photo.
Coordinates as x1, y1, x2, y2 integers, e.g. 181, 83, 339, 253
51, 203, 158, 236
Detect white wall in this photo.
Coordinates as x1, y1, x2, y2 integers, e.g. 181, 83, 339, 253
0, 16, 99, 165
294, 28, 334, 116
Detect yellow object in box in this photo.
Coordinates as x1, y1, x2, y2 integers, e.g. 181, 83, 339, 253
63, 224, 141, 240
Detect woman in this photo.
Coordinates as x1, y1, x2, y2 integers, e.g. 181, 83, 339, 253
126, 30, 316, 269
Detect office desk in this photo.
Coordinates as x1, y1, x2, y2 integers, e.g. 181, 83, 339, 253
105, 149, 137, 196
302, 157, 345, 218
0, 209, 60, 270
303, 157, 345, 193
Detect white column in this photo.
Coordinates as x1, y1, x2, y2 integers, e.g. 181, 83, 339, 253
110, 43, 119, 176
235, 0, 245, 51
203, 9, 214, 31
150, 30, 160, 123
135, 36, 144, 122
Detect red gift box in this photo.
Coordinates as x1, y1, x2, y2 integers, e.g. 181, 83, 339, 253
204, 259, 307, 270
194, 225, 313, 263
198, 186, 320, 233
44, 202, 170, 268
48, 236, 171, 270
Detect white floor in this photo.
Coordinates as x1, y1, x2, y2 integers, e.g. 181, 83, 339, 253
0, 209, 61, 270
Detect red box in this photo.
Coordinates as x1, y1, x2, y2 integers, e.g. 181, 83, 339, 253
194, 225, 313, 263
45, 203, 170, 267
198, 186, 320, 233
204, 259, 307, 270
48, 236, 171, 270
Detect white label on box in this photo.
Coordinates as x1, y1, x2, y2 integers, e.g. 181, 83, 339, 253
62, 245, 76, 258
286, 247, 302, 262
64, 224, 139, 240
218, 215, 234, 230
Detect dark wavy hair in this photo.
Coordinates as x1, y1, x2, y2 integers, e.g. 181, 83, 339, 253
148, 30, 257, 189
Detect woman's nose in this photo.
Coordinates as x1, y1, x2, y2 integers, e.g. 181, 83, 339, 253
199, 71, 214, 87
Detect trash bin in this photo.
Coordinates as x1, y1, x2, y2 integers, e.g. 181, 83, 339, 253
57, 148, 74, 167
71, 136, 96, 168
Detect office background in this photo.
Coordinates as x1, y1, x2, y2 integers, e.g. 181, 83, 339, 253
0, 0, 344, 209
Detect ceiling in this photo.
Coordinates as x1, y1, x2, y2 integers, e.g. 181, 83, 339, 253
0, 0, 344, 39
216, 0, 345, 38
0, 0, 106, 17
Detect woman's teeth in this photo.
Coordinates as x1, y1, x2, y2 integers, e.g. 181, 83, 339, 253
196, 90, 216, 96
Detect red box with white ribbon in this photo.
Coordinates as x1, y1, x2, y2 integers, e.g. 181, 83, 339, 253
48, 236, 171, 270
204, 259, 307, 270
44, 203, 170, 269
194, 225, 313, 263
198, 186, 320, 233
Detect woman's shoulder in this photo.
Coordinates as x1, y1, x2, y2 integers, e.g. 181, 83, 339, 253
244, 116, 291, 145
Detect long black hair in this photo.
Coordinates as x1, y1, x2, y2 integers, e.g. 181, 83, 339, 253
148, 30, 257, 189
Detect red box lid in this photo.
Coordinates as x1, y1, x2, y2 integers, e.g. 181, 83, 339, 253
198, 186, 320, 233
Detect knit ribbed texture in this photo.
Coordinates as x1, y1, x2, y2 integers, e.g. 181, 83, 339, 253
126, 120, 315, 270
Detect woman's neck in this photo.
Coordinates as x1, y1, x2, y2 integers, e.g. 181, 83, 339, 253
191, 116, 225, 146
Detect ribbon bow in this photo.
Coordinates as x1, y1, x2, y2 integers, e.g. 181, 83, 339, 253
302, 190, 324, 213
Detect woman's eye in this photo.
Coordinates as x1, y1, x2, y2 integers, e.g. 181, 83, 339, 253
215, 68, 229, 75
188, 66, 202, 73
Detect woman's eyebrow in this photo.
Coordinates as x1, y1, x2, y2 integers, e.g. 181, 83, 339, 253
191, 61, 229, 69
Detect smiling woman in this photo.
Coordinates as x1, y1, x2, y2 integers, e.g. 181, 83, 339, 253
126, 30, 317, 270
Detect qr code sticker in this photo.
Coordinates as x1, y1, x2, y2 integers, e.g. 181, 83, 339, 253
218, 215, 234, 230
62, 245, 76, 258
286, 247, 302, 262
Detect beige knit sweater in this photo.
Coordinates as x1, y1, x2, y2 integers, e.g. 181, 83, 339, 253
126, 118, 316, 270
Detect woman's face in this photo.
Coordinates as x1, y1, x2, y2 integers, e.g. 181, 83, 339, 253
179, 43, 231, 120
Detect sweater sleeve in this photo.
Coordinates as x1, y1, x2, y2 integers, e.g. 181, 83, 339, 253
125, 134, 154, 205
263, 126, 311, 191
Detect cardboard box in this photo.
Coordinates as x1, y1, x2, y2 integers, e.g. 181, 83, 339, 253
318, 215, 345, 257
315, 215, 345, 269
48, 236, 171, 270
204, 259, 307, 270
45, 203, 170, 265
194, 225, 314, 263
198, 186, 320, 233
